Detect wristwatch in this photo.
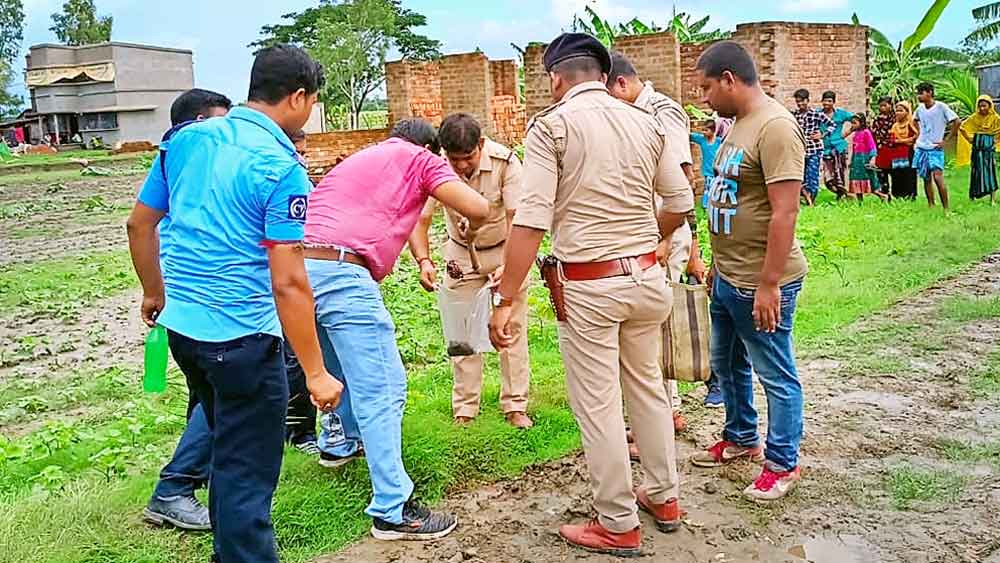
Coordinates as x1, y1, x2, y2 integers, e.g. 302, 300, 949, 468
492, 291, 513, 308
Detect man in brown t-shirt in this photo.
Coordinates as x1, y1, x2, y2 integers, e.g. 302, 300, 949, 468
688, 41, 808, 502
489, 32, 693, 556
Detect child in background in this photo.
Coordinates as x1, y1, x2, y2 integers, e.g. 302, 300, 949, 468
848, 114, 884, 203
691, 120, 722, 208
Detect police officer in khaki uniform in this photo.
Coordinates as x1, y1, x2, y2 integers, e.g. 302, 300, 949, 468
409, 113, 533, 429
489, 33, 694, 557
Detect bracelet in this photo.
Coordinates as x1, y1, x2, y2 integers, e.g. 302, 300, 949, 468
417, 257, 434, 268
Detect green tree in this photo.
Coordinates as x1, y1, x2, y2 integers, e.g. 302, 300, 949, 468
50, 0, 112, 47
855, 0, 968, 108
571, 5, 729, 47
253, 0, 440, 130
0, 0, 24, 119
967, 2, 1000, 43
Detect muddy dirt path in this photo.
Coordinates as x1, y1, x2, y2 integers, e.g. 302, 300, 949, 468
318, 255, 1000, 563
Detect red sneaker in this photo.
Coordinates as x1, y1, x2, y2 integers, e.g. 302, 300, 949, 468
744, 465, 802, 502
635, 487, 683, 533
558, 520, 641, 558
690, 440, 764, 468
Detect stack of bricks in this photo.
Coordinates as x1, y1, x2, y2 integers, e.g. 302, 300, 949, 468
490, 95, 525, 146
439, 53, 495, 138
385, 60, 443, 126
302, 129, 389, 179
490, 60, 518, 98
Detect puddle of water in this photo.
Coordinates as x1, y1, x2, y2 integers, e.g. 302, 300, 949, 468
787, 535, 880, 563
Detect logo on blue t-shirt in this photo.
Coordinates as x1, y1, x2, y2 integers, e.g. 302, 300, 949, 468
707, 146, 744, 236
288, 195, 308, 221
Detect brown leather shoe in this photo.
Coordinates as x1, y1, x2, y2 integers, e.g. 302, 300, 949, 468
505, 412, 534, 429
673, 411, 687, 433
558, 519, 641, 557
635, 487, 683, 533
454, 416, 474, 425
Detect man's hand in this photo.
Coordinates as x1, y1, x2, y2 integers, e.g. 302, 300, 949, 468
810, 131, 823, 141
306, 371, 344, 412
655, 239, 670, 266
752, 282, 781, 333
489, 305, 514, 349
934, 141, 944, 149
419, 260, 438, 292
687, 255, 708, 284
140, 293, 165, 327
487, 264, 505, 288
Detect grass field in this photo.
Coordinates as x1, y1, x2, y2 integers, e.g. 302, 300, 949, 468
1, 168, 998, 562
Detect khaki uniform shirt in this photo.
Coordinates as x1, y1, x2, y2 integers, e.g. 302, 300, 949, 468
440, 137, 522, 248
515, 81, 694, 263
707, 96, 809, 288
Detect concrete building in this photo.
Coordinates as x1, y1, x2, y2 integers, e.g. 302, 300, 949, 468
23, 41, 193, 146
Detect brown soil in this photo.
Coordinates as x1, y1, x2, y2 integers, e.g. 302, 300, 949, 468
317, 255, 1000, 563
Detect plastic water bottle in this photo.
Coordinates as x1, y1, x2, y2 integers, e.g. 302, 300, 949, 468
143, 325, 168, 393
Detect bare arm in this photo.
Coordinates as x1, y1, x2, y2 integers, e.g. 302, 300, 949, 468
269, 243, 343, 409
491, 225, 545, 348
408, 198, 437, 262
432, 180, 489, 225
126, 202, 166, 327
656, 206, 689, 240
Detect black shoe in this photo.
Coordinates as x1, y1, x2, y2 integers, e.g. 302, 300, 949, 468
318, 447, 364, 468
370, 501, 457, 541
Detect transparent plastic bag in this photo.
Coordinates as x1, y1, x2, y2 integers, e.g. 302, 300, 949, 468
438, 286, 495, 357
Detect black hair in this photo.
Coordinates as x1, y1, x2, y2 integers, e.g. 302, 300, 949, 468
695, 41, 758, 85
878, 96, 894, 105
390, 118, 440, 154
606, 52, 638, 87
248, 44, 325, 105
822, 90, 836, 102
551, 56, 603, 81
438, 113, 482, 154
289, 129, 307, 143
917, 82, 935, 95
170, 88, 232, 126
852, 112, 868, 130
793, 88, 810, 101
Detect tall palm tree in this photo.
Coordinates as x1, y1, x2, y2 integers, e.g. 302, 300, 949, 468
967, 2, 1000, 43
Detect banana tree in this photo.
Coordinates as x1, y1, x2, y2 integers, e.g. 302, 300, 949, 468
856, 0, 969, 107
967, 2, 1000, 43
571, 5, 728, 47
936, 70, 979, 117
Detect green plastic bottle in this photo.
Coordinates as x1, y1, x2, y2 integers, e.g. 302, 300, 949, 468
143, 324, 168, 393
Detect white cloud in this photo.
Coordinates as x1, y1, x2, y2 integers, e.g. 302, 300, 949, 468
781, 0, 849, 14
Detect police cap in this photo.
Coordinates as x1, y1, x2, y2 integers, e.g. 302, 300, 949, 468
542, 33, 612, 74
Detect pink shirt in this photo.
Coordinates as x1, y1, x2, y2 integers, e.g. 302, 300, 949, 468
304, 137, 459, 282
853, 129, 877, 154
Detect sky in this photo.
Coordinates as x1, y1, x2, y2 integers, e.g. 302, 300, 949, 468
14, 0, 984, 105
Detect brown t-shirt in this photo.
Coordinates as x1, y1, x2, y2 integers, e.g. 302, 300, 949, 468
515, 81, 693, 263
707, 97, 809, 288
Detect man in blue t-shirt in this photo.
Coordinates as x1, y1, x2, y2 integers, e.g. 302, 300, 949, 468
139, 87, 232, 533
820, 90, 853, 199
126, 45, 342, 563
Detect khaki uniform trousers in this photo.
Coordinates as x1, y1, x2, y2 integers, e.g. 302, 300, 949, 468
558, 261, 680, 533
443, 239, 531, 418
664, 224, 693, 411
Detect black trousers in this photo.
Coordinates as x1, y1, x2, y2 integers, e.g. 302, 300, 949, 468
284, 346, 318, 442
168, 331, 288, 563
889, 167, 918, 200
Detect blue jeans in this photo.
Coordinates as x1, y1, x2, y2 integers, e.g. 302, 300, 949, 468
308, 259, 413, 524
153, 402, 212, 498
167, 331, 288, 563
710, 275, 804, 472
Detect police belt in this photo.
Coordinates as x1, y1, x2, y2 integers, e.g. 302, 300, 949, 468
448, 237, 506, 252
560, 252, 658, 282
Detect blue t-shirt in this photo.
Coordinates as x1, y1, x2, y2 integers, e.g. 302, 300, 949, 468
137, 106, 312, 342
822, 108, 853, 155
690, 132, 722, 178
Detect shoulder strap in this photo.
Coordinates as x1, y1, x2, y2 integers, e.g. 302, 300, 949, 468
159, 120, 198, 184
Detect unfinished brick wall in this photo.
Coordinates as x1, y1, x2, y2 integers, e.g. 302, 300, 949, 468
613, 32, 683, 101
524, 43, 550, 121
303, 129, 388, 178
440, 53, 494, 138
490, 60, 518, 97
680, 22, 870, 113
385, 61, 442, 126
491, 95, 525, 146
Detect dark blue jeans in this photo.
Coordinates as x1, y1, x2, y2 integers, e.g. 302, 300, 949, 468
710, 275, 804, 472
167, 331, 288, 563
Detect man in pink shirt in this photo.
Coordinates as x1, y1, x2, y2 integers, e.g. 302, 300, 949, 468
303, 118, 488, 541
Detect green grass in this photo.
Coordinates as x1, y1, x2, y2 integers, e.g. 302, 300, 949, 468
936, 438, 1000, 467
884, 464, 967, 510
0, 150, 151, 169
0, 249, 134, 318
972, 349, 1000, 396
2, 169, 1000, 562
939, 295, 1000, 322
